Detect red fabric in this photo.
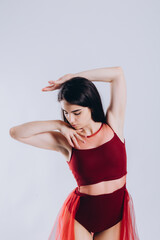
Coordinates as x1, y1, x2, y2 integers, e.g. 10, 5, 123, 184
48, 186, 140, 240
74, 184, 126, 233
48, 188, 80, 240
67, 123, 127, 186
120, 188, 140, 240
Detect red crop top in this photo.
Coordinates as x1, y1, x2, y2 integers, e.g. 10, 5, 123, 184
67, 122, 127, 187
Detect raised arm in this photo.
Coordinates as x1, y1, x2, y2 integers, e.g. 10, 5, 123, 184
107, 68, 127, 135
9, 120, 69, 155
9, 119, 87, 160
74, 66, 127, 138
9, 120, 72, 161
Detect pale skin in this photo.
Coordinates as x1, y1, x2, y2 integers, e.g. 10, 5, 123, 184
9, 66, 127, 240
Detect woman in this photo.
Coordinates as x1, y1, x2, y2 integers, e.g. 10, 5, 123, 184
9, 66, 140, 240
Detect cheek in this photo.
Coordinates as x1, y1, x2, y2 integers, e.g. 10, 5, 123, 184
81, 112, 91, 120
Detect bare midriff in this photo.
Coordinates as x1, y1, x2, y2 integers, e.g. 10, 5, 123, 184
78, 174, 127, 195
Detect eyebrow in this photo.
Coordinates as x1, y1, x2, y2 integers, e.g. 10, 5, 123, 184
62, 108, 82, 113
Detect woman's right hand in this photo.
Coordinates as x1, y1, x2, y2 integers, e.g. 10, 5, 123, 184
41, 73, 75, 92
60, 122, 87, 148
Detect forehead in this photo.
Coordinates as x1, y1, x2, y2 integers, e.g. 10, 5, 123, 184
60, 100, 83, 110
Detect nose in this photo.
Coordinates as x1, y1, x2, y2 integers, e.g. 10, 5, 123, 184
68, 114, 76, 124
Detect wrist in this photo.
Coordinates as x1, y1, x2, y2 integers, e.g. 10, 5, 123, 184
73, 72, 83, 78
55, 120, 68, 132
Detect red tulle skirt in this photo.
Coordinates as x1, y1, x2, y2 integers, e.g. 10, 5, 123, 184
48, 185, 140, 240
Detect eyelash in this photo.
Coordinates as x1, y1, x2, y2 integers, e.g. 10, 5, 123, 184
64, 112, 81, 115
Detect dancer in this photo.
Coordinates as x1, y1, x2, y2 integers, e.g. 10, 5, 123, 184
10, 67, 140, 240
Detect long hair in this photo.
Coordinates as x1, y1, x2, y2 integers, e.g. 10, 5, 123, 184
57, 77, 106, 126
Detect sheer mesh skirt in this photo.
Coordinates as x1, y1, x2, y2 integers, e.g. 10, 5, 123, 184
48, 184, 140, 240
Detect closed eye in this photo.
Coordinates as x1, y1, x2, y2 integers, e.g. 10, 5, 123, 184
64, 112, 81, 115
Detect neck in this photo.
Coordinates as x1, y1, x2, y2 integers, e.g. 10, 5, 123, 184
81, 122, 102, 136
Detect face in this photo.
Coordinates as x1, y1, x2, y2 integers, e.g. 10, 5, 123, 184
60, 100, 92, 129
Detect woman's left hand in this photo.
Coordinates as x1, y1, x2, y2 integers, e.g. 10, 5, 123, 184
41, 73, 75, 92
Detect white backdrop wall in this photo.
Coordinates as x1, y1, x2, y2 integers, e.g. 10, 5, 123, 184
0, 0, 159, 239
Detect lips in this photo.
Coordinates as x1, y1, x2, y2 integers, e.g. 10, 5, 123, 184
72, 124, 78, 128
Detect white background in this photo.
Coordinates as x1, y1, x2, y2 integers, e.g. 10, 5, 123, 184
0, 0, 159, 239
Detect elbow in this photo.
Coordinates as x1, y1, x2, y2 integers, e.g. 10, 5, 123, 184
116, 66, 124, 74
113, 67, 124, 81
117, 67, 125, 80
9, 127, 16, 138
116, 66, 123, 70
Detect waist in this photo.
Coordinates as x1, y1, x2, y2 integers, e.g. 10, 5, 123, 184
78, 174, 127, 195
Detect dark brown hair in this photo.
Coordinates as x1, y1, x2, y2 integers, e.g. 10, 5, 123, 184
57, 76, 106, 126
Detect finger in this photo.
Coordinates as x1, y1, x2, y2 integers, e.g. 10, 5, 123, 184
71, 135, 80, 148
76, 130, 87, 138
78, 132, 87, 138
42, 88, 53, 91
75, 133, 86, 143
67, 138, 74, 147
48, 82, 55, 85
43, 85, 55, 89
42, 86, 56, 91
48, 81, 55, 83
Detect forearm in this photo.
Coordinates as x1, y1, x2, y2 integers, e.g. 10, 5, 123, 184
73, 66, 123, 83
9, 120, 64, 138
